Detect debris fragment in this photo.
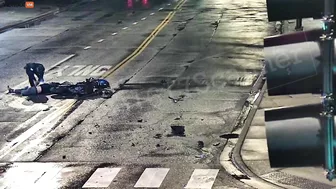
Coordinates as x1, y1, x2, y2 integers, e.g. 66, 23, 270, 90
131, 143, 135, 147
197, 141, 204, 149
213, 142, 220, 146
174, 117, 181, 120
62, 155, 66, 159
168, 125, 186, 137
195, 154, 206, 158
88, 132, 92, 135
137, 119, 143, 123
156, 144, 161, 147
0, 168, 6, 173
117, 20, 122, 24
154, 134, 162, 139
168, 95, 185, 103
201, 119, 204, 121
220, 133, 239, 139
94, 124, 100, 128
232, 174, 249, 180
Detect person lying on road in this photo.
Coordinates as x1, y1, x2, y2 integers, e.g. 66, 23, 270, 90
7, 78, 112, 98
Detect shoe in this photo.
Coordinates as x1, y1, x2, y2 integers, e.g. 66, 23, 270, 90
7, 86, 14, 93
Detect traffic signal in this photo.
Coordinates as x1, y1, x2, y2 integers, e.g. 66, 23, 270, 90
264, 0, 336, 181
266, 0, 333, 21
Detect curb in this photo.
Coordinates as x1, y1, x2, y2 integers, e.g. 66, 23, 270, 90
0, 8, 60, 34
0, 0, 90, 34
221, 67, 288, 189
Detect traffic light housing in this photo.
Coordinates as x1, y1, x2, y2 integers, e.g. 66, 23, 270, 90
264, 0, 336, 180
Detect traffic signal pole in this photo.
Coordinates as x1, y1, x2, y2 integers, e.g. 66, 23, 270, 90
321, 0, 335, 181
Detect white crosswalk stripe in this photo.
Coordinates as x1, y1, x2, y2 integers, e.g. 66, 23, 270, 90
0, 163, 222, 189
185, 169, 219, 189
134, 168, 170, 188
82, 167, 122, 188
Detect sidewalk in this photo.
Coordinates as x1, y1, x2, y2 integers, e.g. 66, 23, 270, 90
240, 19, 336, 188
0, 0, 85, 33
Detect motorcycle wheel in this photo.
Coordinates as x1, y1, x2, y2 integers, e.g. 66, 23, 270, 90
101, 89, 113, 99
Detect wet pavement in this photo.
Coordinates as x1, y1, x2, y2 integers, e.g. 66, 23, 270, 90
0, 0, 275, 188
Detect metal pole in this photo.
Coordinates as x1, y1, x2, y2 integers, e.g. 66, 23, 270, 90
295, 18, 303, 31
321, 0, 335, 181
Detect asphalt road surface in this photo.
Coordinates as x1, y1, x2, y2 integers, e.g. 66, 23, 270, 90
0, 0, 273, 188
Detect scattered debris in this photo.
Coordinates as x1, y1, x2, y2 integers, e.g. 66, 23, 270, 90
62, 155, 66, 159
197, 141, 204, 149
131, 143, 135, 147
187, 59, 195, 63
201, 119, 204, 121
88, 132, 92, 135
220, 133, 239, 139
156, 144, 161, 147
174, 117, 181, 120
117, 20, 122, 24
137, 119, 143, 123
195, 154, 206, 159
213, 142, 220, 146
211, 20, 220, 26
168, 95, 186, 103
103, 141, 107, 143
94, 124, 100, 128
173, 33, 177, 36
167, 125, 186, 137
232, 174, 250, 180
43, 107, 51, 111
154, 134, 162, 139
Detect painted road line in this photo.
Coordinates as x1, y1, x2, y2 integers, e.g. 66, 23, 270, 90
82, 168, 122, 188
150, 13, 155, 15
0, 100, 75, 160
9, 100, 75, 161
84, 46, 91, 50
97, 39, 104, 43
141, 17, 147, 20
134, 168, 170, 188
101, 0, 187, 79
133, 22, 138, 25
122, 27, 128, 30
112, 32, 118, 36
184, 169, 219, 189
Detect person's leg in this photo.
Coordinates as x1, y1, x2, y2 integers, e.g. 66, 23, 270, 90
36, 64, 45, 84
20, 86, 38, 96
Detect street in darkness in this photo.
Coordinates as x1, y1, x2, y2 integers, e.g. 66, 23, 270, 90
0, 0, 324, 188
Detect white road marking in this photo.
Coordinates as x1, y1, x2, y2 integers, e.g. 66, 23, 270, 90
185, 169, 219, 189
97, 39, 104, 43
141, 17, 147, 20
0, 100, 74, 160
68, 65, 86, 76
90, 65, 112, 76
82, 168, 122, 188
133, 22, 138, 25
159, 8, 163, 11
122, 27, 128, 30
84, 46, 91, 50
65, 65, 112, 77
73, 65, 100, 76
112, 32, 118, 36
150, 13, 155, 15
134, 168, 170, 188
